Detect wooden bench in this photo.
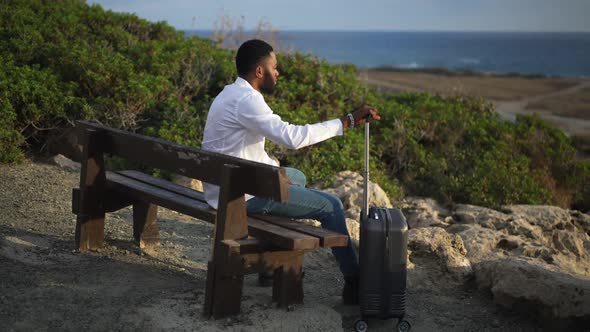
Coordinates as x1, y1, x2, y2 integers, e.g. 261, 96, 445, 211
70, 120, 348, 319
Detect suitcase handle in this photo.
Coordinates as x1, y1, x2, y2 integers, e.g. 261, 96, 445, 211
362, 120, 370, 220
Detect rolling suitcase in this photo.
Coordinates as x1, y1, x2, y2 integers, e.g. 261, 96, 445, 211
354, 119, 411, 332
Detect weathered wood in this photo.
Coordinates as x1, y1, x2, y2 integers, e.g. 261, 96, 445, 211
214, 164, 248, 245
203, 261, 244, 319
73, 188, 133, 214
118, 170, 207, 201
108, 171, 320, 250
204, 242, 244, 319
75, 214, 105, 251
272, 252, 304, 308
248, 218, 319, 250
253, 214, 349, 248
77, 121, 289, 202
214, 244, 306, 277
133, 202, 159, 248
75, 128, 106, 251
221, 238, 263, 255
116, 170, 346, 249
106, 172, 216, 223
72, 188, 80, 214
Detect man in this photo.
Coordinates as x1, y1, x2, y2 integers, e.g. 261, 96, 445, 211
202, 39, 380, 304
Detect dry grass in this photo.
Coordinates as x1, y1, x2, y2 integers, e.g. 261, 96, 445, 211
526, 87, 590, 120
363, 70, 581, 101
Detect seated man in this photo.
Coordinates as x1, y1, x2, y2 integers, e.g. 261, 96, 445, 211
201, 39, 380, 304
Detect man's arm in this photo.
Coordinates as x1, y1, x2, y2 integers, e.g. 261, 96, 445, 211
238, 93, 343, 149
238, 93, 381, 149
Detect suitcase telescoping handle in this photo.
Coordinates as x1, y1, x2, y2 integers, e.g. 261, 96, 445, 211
362, 117, 370, 221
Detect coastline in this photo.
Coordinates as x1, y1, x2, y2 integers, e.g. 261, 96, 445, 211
360, 67, 590, 137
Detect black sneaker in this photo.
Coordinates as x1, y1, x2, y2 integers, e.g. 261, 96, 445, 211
342, 275, 359, 305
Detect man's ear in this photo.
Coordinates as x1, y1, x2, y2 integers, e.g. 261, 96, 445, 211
255, 65, 264, 78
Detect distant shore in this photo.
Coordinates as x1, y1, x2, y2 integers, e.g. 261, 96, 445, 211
363, 66, 580, 79
360, 67, 590, 139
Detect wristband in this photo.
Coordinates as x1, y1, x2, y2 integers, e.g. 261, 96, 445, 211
347, 113, 354, 129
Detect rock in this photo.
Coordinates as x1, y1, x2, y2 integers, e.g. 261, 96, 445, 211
447, 223, 501, 264
50, 154, 81, 172
503, 205, 573, 232
448, 203, 590, 278
570, 210, 590, 234
321, 175, 590, 323
408, 227, 473, 282
453, 204, 509, 229
401, 197, 451, 228
173, 175, 203, 192
475, 258, 590, 323
345, 218, 360, 245
190, 179, 203, 192
322, 171, 392, 219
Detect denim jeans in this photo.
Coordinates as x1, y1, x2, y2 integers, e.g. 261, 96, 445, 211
247, 167, 360, 276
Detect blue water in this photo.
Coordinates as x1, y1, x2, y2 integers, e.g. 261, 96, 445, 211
186, 30, 590, 78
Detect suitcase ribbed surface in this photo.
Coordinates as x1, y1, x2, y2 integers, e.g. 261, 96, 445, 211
360, 290, 406, 317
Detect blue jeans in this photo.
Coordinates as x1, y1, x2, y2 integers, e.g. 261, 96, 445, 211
247, 167, 359, 276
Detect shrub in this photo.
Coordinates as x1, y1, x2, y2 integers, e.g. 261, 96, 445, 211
0, 0, 586, 210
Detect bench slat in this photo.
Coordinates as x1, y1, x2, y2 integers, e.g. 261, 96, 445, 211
247, 218, 318, 250
251, 214, 349, 248
107, 171, 319, 251
106, 172, 216, 223
118, 170, 347, 248
118, 170, 207, 201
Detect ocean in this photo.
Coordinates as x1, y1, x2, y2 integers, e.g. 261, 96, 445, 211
186, 30, 590, 78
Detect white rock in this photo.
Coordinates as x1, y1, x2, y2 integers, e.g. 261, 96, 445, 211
322, 171, 392, 214
51, 154, 81, 172
475, 258, 590, 321
408, 227, 473, 282
402, 197, 451, 228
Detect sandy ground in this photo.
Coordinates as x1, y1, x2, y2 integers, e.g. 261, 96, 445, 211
0, 159, 546, 331
361, 69, 590, 137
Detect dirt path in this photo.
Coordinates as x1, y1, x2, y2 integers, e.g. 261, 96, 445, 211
493, 81, 590, 136
362, 72, 590, 136
0, 160, 543, 331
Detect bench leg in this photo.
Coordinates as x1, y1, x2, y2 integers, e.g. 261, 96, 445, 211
75, 214, 105, 251
203, 261, 244, 319
272, 253, 304, 308
133, 202, 159, 248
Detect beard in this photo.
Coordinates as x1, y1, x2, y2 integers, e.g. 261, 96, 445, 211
260, 70, 277, 94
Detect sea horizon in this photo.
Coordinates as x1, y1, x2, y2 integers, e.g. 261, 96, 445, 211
185, 30, 590, 78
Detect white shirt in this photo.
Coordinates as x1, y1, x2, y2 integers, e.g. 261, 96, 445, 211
202, 77, 343, 209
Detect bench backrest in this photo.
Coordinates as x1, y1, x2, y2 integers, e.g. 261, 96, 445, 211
75, 120, 289, 244
77, 121, 289, 201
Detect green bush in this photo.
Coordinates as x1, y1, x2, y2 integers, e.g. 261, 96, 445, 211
0, 0, 587, 210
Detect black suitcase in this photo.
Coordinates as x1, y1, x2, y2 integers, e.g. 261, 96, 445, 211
355, 120, 411, 332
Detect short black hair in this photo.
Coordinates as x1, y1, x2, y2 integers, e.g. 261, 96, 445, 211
236, 39, 274, 76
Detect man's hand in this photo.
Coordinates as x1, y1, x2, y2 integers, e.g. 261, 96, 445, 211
340, 105, 381, 129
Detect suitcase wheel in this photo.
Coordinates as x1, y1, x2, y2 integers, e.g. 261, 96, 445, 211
397, 319, 411, 332
354, 319, 368, 332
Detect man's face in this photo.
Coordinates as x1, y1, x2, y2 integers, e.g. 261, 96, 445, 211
260, 52, 279, 94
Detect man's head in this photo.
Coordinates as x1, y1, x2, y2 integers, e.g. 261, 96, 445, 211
236, 39, 279, 94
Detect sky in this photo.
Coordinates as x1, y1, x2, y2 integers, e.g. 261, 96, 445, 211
87, 0, 590, 32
